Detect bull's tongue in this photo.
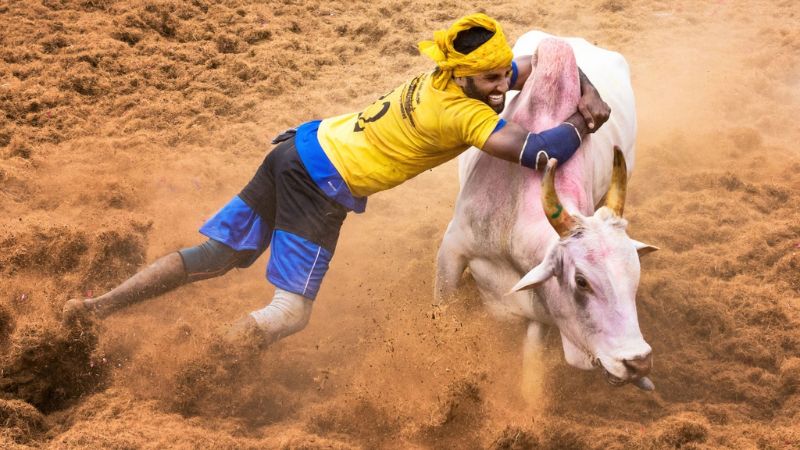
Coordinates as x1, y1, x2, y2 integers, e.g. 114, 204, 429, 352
587, 346, 656, 391
633, 376, 655, 391
603, 369, 655, 392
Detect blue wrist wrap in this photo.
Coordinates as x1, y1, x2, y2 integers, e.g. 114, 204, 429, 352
520, 123, 582, 170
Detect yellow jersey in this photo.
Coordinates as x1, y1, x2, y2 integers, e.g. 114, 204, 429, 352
316, 71, 501, 197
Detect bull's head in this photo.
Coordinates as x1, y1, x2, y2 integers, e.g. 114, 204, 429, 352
510, 147, 658, 390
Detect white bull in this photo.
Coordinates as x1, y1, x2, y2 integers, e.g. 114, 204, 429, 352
435, 31, 658, 390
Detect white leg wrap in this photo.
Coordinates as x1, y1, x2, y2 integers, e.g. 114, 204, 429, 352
249, 288, 313, 345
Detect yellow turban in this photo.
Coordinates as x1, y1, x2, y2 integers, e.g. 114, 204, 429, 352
418, 13, 514, 90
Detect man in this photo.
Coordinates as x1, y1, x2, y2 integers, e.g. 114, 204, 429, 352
64, 14, 610, 347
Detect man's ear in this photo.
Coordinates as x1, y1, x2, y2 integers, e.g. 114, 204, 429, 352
453, 76, 467, 89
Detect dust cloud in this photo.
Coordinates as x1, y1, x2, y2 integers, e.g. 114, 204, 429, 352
1, 0, 798, 448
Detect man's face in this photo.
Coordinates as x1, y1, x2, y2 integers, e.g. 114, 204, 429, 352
457, 66, 512, 113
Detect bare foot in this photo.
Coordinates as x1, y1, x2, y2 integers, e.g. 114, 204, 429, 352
224, 315, 266, 348
62, 299, 92, 323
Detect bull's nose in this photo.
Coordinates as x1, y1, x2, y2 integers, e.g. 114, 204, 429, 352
623, 352, 652, 379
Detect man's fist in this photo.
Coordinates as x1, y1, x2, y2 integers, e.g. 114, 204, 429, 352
577, 89, 611, 132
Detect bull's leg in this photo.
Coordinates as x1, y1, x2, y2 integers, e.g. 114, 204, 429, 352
521, 321, 549, 405
434, 224, 469, 304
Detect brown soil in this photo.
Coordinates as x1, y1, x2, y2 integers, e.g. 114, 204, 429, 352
1, 0, 799, 448
0, 314, 107, 414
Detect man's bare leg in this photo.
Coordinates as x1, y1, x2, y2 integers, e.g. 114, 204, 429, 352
64, 252, 187, 319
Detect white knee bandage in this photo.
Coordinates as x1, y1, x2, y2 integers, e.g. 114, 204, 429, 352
249, 288, 313, 345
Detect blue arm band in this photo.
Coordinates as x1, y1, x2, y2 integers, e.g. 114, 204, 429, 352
519, 123, 582, 170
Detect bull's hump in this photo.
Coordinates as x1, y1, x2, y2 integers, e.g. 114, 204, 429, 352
511, 39, 580, 133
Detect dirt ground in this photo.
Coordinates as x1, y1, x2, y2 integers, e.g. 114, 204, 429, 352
1, 0, 799, 448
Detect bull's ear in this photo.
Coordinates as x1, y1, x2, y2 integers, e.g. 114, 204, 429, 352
507, 257, 556, 294
632, 239, 659, 257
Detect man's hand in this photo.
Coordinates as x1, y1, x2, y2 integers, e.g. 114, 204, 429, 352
578, 68, 610, 132
578, 90, 610, 132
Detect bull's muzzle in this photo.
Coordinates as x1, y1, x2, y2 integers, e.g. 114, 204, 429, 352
623, 352, 653, 379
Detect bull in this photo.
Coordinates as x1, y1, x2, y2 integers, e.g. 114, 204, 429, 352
435, 31, 658, 391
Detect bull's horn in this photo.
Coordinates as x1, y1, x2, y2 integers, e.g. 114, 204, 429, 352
541, 158, 575, 237
604, 146, 627, 217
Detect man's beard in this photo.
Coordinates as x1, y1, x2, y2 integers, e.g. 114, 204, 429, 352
463, 78, 505, 113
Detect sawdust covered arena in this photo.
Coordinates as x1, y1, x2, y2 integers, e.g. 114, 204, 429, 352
1, 0, 799, 448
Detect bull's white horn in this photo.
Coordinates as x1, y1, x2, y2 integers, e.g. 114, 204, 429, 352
604, 146, 627, 217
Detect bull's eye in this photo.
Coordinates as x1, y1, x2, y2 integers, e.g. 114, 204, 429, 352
575, 275, 591, 291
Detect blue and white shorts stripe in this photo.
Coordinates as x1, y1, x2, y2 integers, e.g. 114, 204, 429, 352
267, 230, 332, 299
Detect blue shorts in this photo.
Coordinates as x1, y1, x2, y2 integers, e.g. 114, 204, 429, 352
199, 138, 348, 299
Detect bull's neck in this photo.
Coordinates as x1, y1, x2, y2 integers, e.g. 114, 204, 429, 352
520, 150, 591, 219
511, 155, 589, 267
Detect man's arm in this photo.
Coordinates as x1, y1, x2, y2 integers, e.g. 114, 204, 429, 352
481, 114, 590, 170
509, 55, 533, 91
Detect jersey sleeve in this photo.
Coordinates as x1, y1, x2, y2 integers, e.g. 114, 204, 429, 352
509, 60, 519, 89
441, 98, 502, 149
